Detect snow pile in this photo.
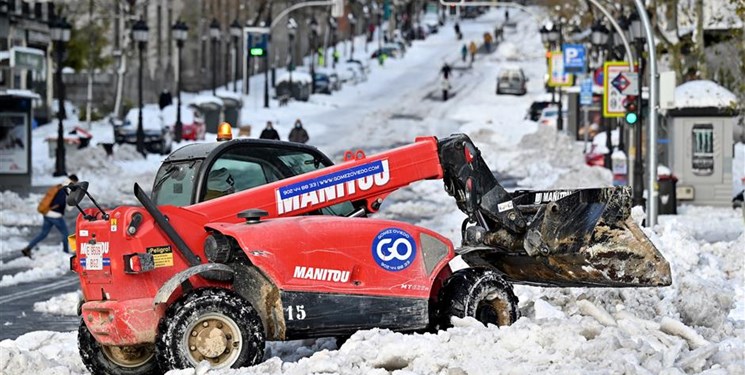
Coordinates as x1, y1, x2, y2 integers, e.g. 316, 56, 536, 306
0, 246, 71, 287
33, 292, 81, 316
673, 80, 737, 109
0, 331, 86, 374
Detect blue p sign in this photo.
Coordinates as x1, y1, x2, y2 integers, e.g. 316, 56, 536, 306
563, 44, 586, 73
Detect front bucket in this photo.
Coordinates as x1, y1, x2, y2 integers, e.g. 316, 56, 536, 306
462, 186, 672, 288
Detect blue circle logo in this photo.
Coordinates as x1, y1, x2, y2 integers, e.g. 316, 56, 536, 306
372, 228, 416, 272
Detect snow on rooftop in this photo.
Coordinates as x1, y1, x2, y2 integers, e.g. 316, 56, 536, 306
1, 89, 41, 99
673, 80, 737, 109
215, 90, 243, 104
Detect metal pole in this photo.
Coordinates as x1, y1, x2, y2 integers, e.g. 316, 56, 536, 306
233, 36, 239, 92
636, 0, 658, 226
53, 40, 66, 177
137, 42, 145, 157
212, 39, 217, 96
310, 31, 316, 93
264, 35, 270, 108
557, 22, 564, 132
174, 41, 183, 142
632, 39, 645, 207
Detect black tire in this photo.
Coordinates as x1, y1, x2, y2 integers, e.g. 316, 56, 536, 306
438, 268, 519, 329
156, 289, 265, 371
78, 319, 159, 375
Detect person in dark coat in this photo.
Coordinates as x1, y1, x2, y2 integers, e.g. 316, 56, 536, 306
21, 174, 79, 257
441, 63, 452, 79
288, 119, 309, 144
259, 121, 280, 140
158, 90, 173, 110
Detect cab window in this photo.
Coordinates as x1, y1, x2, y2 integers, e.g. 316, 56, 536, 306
152, 160, 203, 206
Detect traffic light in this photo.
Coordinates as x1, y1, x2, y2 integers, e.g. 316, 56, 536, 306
624, 96, 638, 125
249, 47, 265, 57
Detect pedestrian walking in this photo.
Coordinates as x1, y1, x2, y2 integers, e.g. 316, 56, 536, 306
454, 22, 462, 40
440, 62, 452, 79
461, 44, 468, 62
441, 78, 451, 101
483, 33, 493, 53
468, 41, 478, 64
259, 121, 280, 140
21, 174, 79, 257
288, 119, 310, 144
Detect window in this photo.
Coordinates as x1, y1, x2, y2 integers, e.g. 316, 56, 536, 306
691, 124, 714, 176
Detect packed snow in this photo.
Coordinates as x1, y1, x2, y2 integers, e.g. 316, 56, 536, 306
672, 80, 738, 109
33, 292, 81, 316
1, 7, 743, 375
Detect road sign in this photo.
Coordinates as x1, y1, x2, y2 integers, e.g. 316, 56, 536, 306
562, 44, 586, 73
580, 78, 593, 106
603, 62, 632, 118
617, 72, 639, 95
548, 51, 572, 87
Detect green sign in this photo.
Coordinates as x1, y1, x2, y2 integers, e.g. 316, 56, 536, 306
12, 48, 45, 72
250, 47, 265, 57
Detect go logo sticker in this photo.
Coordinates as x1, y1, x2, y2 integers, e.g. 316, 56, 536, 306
372, 228, 416, 272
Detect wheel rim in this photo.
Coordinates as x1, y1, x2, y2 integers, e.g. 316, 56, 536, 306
183, 312, 243, 369
476, 291, 512, 326
101, 344, 155, 368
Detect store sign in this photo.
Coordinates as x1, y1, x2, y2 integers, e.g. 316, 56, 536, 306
11, 47, 45, 72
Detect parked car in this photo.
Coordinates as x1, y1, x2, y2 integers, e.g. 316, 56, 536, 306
422, 13, 440, 34
275, 71, 312, 101
537, 106, 567, 128
312, 71, 332, 94
496, 67, 528, 95
371, 46, 399, 59
161, 104, 205, 141
114, 105, 173, 154
526, 100, 553, 121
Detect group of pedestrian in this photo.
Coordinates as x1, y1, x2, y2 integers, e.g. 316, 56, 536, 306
259, 119, 309, 144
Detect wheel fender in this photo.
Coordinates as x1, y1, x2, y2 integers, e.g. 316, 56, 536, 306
230, 263, 286, 341
153, 263, 235, 305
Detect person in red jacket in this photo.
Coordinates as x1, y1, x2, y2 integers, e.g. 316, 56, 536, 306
21, 174, 79, 257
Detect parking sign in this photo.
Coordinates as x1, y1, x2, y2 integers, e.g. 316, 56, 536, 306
562, 44, 586, 73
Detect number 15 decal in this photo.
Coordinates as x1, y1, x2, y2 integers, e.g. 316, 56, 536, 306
285, 305, 306, 320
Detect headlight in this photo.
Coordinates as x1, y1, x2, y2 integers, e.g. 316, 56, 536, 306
204, 233, 232, 263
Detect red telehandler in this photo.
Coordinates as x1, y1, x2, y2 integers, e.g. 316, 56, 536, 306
65, 130, 671, 374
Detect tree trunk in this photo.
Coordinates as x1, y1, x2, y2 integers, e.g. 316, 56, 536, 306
695, 0, 707, 79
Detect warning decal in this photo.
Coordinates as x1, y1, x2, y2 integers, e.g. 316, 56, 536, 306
146, 245, 174, 268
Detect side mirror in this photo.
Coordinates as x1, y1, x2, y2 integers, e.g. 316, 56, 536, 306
66, 181, 89, 207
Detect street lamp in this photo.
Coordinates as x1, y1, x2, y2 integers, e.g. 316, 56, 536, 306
132, 19, 148, 157
539, 25, 550, 45
230, 19, 242, 93
570, 25, 583, 42
628, 10, 646, 206
348, 13, 357, 59
50, 17, 71, 176
590, 21, 609, 48
209, 19, 221, 96
171, 20, 188, 143
309, 17, 319, 93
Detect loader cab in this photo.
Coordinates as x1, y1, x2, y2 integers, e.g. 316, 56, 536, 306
151, 139, 355, 215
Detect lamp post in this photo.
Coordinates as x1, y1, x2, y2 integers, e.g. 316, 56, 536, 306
590, 20, 614, 169
132, 19, 148, 157
612, 16, 628, 157
230, 19, 241, 93
629, 10, 646, 206
209, 19, 220, 96
50, 17, 71, 177
329, 16, 338, 69
546, 22, 564, 132
171, 20, 188, 143
363, 5, 370, 53
309, 17, 319, 93
377, 8, 383, 53
287, 18, 297, 88
348, 13, 356, 59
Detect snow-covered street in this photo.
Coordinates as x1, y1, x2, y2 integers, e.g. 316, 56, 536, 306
1, 7, 743, 375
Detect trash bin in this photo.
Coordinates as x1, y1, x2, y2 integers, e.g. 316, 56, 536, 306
189, 95, 223, 134
216, 92, 242, 128
658, 174, 678, 215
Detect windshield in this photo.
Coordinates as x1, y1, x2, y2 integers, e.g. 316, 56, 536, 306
152, 159, 203, 206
